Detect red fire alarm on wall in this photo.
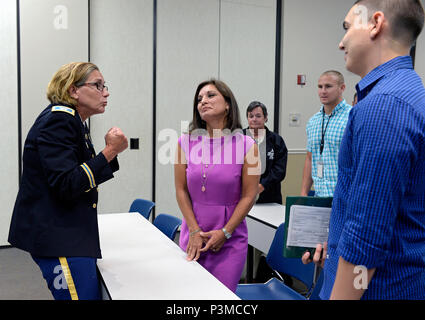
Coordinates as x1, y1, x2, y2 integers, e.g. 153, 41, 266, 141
297, 74, 306, 86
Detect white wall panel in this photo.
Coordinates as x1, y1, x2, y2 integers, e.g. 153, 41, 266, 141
280, 0, 360, 151
20, 0, 88, 140
156, 0, 220, 218
0, 0, 19, 246
220, 0, 276, 129
90, 0, 153, 213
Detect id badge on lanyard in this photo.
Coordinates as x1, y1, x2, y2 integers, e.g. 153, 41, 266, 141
317, 159, 324, 178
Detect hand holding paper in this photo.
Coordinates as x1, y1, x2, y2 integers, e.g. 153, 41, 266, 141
283, 196, 333, 259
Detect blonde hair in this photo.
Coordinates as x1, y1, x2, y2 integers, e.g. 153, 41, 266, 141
47, 62, 99, 106
320, 70, 345, 85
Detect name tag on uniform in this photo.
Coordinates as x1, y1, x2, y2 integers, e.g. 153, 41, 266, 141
317, 160, 324, 179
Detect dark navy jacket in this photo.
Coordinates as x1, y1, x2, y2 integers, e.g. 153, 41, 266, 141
8, 104, 119, 258
243, 127, 288, 204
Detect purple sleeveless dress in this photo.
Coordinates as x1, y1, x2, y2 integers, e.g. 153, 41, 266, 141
178, 132, 255, 292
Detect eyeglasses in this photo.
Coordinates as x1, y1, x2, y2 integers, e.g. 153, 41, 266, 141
81, 82, 109, 92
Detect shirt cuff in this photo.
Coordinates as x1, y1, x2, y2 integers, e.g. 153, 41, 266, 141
337, 229, 387, 269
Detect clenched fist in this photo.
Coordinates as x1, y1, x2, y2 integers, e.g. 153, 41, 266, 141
102, 127, 128, 162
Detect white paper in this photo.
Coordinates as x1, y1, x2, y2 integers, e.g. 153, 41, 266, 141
286, 205, 331, 248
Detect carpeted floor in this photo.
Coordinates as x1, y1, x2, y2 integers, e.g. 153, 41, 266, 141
0, 247, 52, 300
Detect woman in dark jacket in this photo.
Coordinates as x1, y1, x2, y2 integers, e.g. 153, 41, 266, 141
243, 101, 288, 204
8, 62, 128, 300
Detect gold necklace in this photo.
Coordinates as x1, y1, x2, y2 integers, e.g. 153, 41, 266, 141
200, 134, 223, 192
199, 133, 233, 192
201, 137, 216, 192
201, 163, 213, 192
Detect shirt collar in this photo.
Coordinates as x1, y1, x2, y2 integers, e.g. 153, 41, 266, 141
356, 55, 413, 100
320, 99, 348, 116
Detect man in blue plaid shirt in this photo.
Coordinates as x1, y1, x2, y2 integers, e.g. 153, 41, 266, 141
301, 71, 352, 197
305, 0, 425, 300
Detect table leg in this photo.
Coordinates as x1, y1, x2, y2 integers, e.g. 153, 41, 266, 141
246, 245, 254, 283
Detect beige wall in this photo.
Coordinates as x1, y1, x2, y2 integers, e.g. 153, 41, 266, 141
90, 0, 153, 214
0, 0, 18, 245
281, 153, 305, 205
280, 0, 360, 152
20, 0, 89, 139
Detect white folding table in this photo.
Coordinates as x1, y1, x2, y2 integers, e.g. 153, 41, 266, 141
246, 203, 285, 252
245, 203, 285, 281
97, 212, 239, 300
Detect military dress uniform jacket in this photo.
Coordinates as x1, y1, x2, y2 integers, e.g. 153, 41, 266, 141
8, 104, 119, 258
243, 127, 288, 204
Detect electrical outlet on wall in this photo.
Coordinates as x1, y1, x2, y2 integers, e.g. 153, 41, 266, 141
289, 113, 301, 127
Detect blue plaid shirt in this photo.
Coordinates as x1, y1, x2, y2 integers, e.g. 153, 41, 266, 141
306, 100, 351, 196
321, 56, 425, 300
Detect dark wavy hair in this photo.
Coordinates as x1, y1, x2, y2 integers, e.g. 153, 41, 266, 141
188, 79, 242, 134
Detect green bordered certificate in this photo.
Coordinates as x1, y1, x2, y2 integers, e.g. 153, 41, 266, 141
283, 196, 333, 258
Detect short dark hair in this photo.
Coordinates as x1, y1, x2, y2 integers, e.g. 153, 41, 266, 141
354, 0, 424, 47
189, 79, 242, 134
246, 101, 268, 118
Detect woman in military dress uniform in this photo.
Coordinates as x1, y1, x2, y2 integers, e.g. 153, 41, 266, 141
8, 62, 128, 300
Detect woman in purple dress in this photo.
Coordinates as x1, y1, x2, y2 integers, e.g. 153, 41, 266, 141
174, 79, 260, 292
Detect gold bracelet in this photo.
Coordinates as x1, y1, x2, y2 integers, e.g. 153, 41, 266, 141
189, 229, 201, 237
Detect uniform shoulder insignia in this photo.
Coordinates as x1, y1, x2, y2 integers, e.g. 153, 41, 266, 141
51, 106, 75, 116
